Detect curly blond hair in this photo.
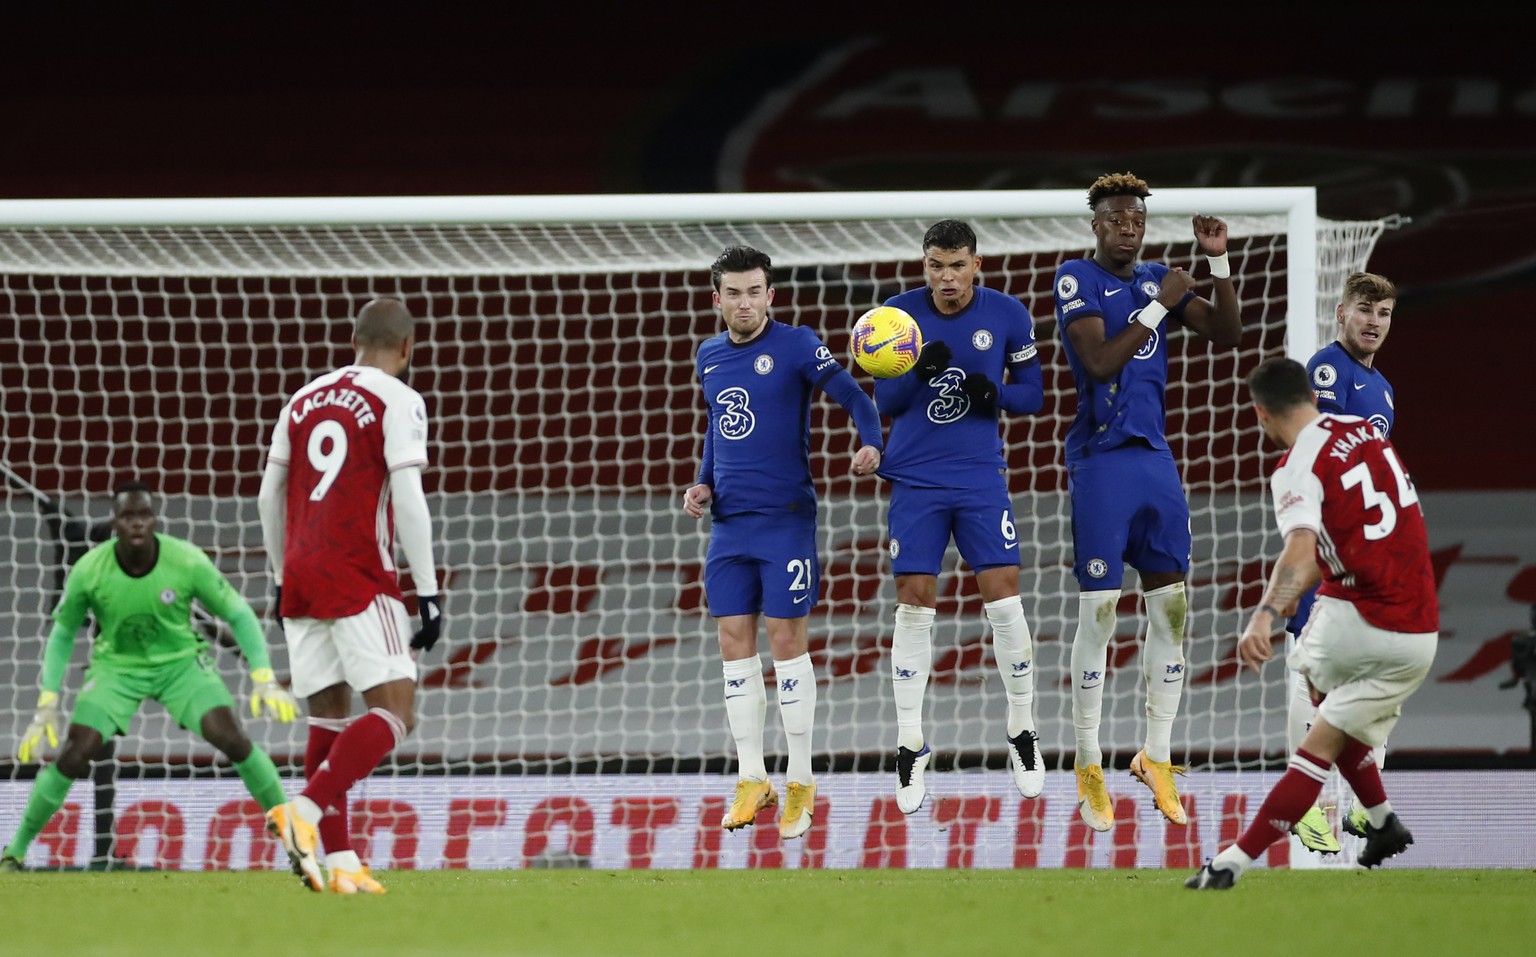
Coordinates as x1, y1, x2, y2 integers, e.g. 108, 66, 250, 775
1087, 172, 1151, 210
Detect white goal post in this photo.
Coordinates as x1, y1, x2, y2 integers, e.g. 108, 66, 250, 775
0, 189, 1391, 869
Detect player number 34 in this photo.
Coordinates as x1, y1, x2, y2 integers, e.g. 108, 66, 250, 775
1341, 447, 1417, 541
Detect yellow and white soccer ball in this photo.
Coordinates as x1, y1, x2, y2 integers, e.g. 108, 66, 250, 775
850, 306, 923, 378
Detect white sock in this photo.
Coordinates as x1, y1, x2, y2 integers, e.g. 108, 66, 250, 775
723, 655, 768, 781
325, 850, 362, 872
1285, 636, 1341, 806
1070, 590, 1120, 768
1212, 845, 1254, 876
985, 595, 1035, 737
1366, 801, 1394, 829
1142, 582, 1187, 763
1284, 637, 1315, 756
891, 603, 935, 751
294, 795, 324, 826
773, 653, 817, 785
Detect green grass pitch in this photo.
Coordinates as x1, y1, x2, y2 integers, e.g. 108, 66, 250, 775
3, 868, 1532, 956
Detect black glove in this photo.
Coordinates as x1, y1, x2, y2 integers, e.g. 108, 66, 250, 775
411, 595, 443, 651
912, 340, 952, 382
271, 585, 284, 634
960, 373, 998, 411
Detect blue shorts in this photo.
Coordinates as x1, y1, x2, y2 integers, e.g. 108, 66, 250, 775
1067, 444, 1191, 590
704, 511, 820, 619
886, 481, 1020, 577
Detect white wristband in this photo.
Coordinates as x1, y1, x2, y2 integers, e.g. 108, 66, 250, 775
1207, 252, 1231, 279
1136, 301, 1168, 330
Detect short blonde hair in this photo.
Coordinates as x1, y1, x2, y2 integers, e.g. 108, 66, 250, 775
1341, 272, 1396, 305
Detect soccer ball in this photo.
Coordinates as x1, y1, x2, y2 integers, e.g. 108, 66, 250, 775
850, 306, 922, 378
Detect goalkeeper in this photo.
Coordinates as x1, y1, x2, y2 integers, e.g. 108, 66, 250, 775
2, 482, 298, 871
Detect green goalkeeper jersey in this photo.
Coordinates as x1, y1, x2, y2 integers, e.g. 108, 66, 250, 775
44, 532, 270, 687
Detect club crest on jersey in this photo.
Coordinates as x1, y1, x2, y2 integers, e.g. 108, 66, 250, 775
1384, 390, 1394, 409
1313, 363, 1338, 387
754, 355, 774, 375
971, 329, 993, 351
1141, 281, 1160, 299
1086, 558, 1109, 579
888, 538, 900, 559
159, 588, 177, 605
1056, 274, 1078, 299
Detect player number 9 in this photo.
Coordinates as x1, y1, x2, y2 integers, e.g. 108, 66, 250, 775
307, 420, 349, 501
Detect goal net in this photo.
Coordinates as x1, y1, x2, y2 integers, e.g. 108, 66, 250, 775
0, 190, 1389, 869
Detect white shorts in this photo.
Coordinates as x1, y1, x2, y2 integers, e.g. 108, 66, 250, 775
284, 595, 417, 699
1286, 594, 1436, 748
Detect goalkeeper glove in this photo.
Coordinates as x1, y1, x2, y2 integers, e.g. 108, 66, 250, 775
249, 668, 299, 723
960, 373, 998, 411
411, 595, 443, 652
18, 690, 62, 764
912, 340, 952, 383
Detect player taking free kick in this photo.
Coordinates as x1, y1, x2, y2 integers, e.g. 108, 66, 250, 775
1188, 357, 1436, 889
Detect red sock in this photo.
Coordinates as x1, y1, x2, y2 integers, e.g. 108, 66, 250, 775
1236, 748, 1330, 859
1335, 737, 1388, 809
305, 719, 351, 854
302, 709, 403, 815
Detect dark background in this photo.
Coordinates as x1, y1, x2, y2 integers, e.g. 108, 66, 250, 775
3, 4, 1529, 490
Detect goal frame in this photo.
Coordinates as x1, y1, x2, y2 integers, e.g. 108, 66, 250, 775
2, 186, 1376, 871
0, 187, 1321, 361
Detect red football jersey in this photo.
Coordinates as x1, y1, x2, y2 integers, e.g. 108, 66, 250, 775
1271, 413, 1438, 634
267, 366, 430, 619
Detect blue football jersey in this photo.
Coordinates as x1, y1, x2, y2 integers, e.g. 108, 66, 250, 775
1308, 341, 1395, 438
695, 320, 846, 518
875, 286, 1040, 489
1052, 258, 1194, 465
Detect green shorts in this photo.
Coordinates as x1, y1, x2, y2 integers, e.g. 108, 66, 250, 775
70, 653, 236, 738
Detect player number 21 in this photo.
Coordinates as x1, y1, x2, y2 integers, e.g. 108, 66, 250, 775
786, 558, 811, 592
1340, 447, 1418, 541
306, 420, 348, 501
